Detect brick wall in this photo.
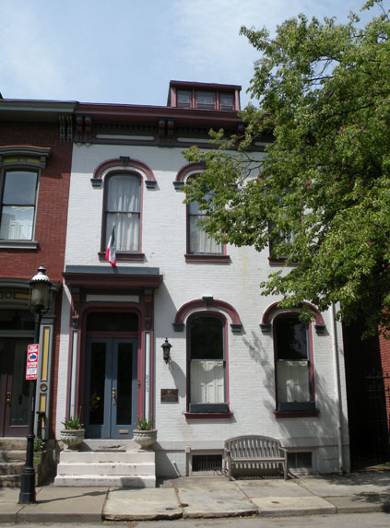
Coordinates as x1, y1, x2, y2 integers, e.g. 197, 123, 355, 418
0, 122, 72, 282
379, 333, 390, 430
0, 121, 73, 436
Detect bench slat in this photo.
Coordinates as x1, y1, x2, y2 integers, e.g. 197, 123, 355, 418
224, 435, 288, 480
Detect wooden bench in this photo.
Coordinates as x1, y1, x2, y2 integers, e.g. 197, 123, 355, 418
224, 435, 288, 480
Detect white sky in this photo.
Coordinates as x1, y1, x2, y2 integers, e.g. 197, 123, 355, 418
0, 0, 376, 106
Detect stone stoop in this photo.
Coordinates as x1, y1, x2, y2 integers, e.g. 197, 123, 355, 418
54, 441, 156, 488
0, 438, 26, 488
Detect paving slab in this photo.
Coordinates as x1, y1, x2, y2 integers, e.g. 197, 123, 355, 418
0, 487, 21, 502
236, 479, 315, 498
17, 486, 108, 523
103, 487, 182, 521
176, 477, 258, 518
0, 486, 41, 523
0, 503, 24, 523
298, 473, 390, 497
325, 494, 390, 513
252, 495, 336, 516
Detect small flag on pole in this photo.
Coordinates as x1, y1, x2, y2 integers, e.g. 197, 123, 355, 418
105, 226, 117, 267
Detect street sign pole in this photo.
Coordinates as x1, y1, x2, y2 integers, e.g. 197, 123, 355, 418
18, 313, 40, 504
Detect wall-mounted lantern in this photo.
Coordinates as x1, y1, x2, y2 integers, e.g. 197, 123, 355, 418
162, 338, 172, 364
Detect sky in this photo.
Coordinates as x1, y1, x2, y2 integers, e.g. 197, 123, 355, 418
0, 0, 375, 107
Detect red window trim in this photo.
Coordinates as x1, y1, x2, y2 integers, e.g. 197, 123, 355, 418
186, 311, 230, 414
98, 251, 145, 262
273, 312, 317, 413
92, 157, 157, 188
185, 254, 231, 264
261, 301, 326, 332
184, 411, 233, 420
174, 298, 242, 332
274, 409, 319, 418
100, 170, 143, 256
184, 172, 227, 258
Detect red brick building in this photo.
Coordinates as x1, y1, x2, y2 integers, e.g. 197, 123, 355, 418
0, 99, 74, 439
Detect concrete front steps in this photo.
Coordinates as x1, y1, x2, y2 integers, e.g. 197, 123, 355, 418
54, 440, 156, 488
0, 438, 26, 488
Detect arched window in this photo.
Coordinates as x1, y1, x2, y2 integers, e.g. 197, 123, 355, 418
104, 173, 141, 253
274, 313, 315, 412
187, 177, 222, 255
187, 313, 228, 413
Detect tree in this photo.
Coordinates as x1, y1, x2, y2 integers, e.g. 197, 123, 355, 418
184, 1, 390, 334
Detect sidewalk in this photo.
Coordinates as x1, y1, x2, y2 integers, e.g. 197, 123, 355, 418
1, 472, 390, 523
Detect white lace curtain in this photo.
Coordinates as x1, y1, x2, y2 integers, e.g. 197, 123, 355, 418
106, 175, 140, 252
191, 360, 225, 404
277, 360, 310, 403
188, 200, 222, 254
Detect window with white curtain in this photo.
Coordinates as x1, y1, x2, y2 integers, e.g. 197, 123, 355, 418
187, 178, 223, 255
0, 170, 38, 240
105, 173, 140, 252
274, 314, 314, 411
188, 314, 228, 413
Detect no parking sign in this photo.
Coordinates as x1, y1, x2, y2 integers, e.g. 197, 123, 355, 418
26, 344, 39, 381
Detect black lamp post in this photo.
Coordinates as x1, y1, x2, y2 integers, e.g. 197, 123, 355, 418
162, 338, 172, 364
18, 266, 51, 504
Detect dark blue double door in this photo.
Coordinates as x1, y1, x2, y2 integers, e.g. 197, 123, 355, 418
85, 338, 137, 439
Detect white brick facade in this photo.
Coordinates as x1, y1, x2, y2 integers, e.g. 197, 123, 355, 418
57, 141, 350, 477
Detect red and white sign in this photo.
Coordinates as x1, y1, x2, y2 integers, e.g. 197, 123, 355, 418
26, 344, 39, 381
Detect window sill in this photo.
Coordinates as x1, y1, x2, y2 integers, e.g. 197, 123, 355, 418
185, 254, 231, 264
184, 411, 233, 420
98, 252, 145, 262
0, 240, 38, 250
274, 409, 319, 418
268, 256, 297, 267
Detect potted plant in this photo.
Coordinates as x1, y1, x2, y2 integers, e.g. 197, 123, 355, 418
60, 416, 85, 449
133, 418, 157, 449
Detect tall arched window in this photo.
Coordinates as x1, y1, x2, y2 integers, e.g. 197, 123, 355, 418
274, 313, 315, 412
187, 313, 228, 413
187, 176, 222, 255
104, 173, 141, 253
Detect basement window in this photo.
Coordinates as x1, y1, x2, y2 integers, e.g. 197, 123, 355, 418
191, 454, 223, 474
287, 451, 312, 473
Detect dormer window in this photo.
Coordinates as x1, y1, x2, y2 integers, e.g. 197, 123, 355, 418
220, 93, 234, 112
177, 90, 192, 109
195, 91, 215, 110
169, 82, 240, 112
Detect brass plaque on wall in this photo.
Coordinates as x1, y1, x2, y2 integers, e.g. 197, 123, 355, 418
161, 389, 179, 403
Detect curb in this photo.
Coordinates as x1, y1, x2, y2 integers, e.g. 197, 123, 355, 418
0, 502, 386, 523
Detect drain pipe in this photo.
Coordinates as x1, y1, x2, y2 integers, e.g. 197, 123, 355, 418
331, 303, 345, 474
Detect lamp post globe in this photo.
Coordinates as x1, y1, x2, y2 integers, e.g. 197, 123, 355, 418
18, 266, 51, 504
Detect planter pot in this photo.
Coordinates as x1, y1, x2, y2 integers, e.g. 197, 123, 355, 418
60, 428, 85, 449
133, 429, 157, 449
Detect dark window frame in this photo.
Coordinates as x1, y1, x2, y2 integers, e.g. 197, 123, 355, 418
186, 311, 230, 414
0, 166, 39, 242
100, 170, 143, 259
175, 88, 236, 112
273, 313, 316, 414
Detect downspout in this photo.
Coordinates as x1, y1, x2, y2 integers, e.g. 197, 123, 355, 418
331, 303, 345, 474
